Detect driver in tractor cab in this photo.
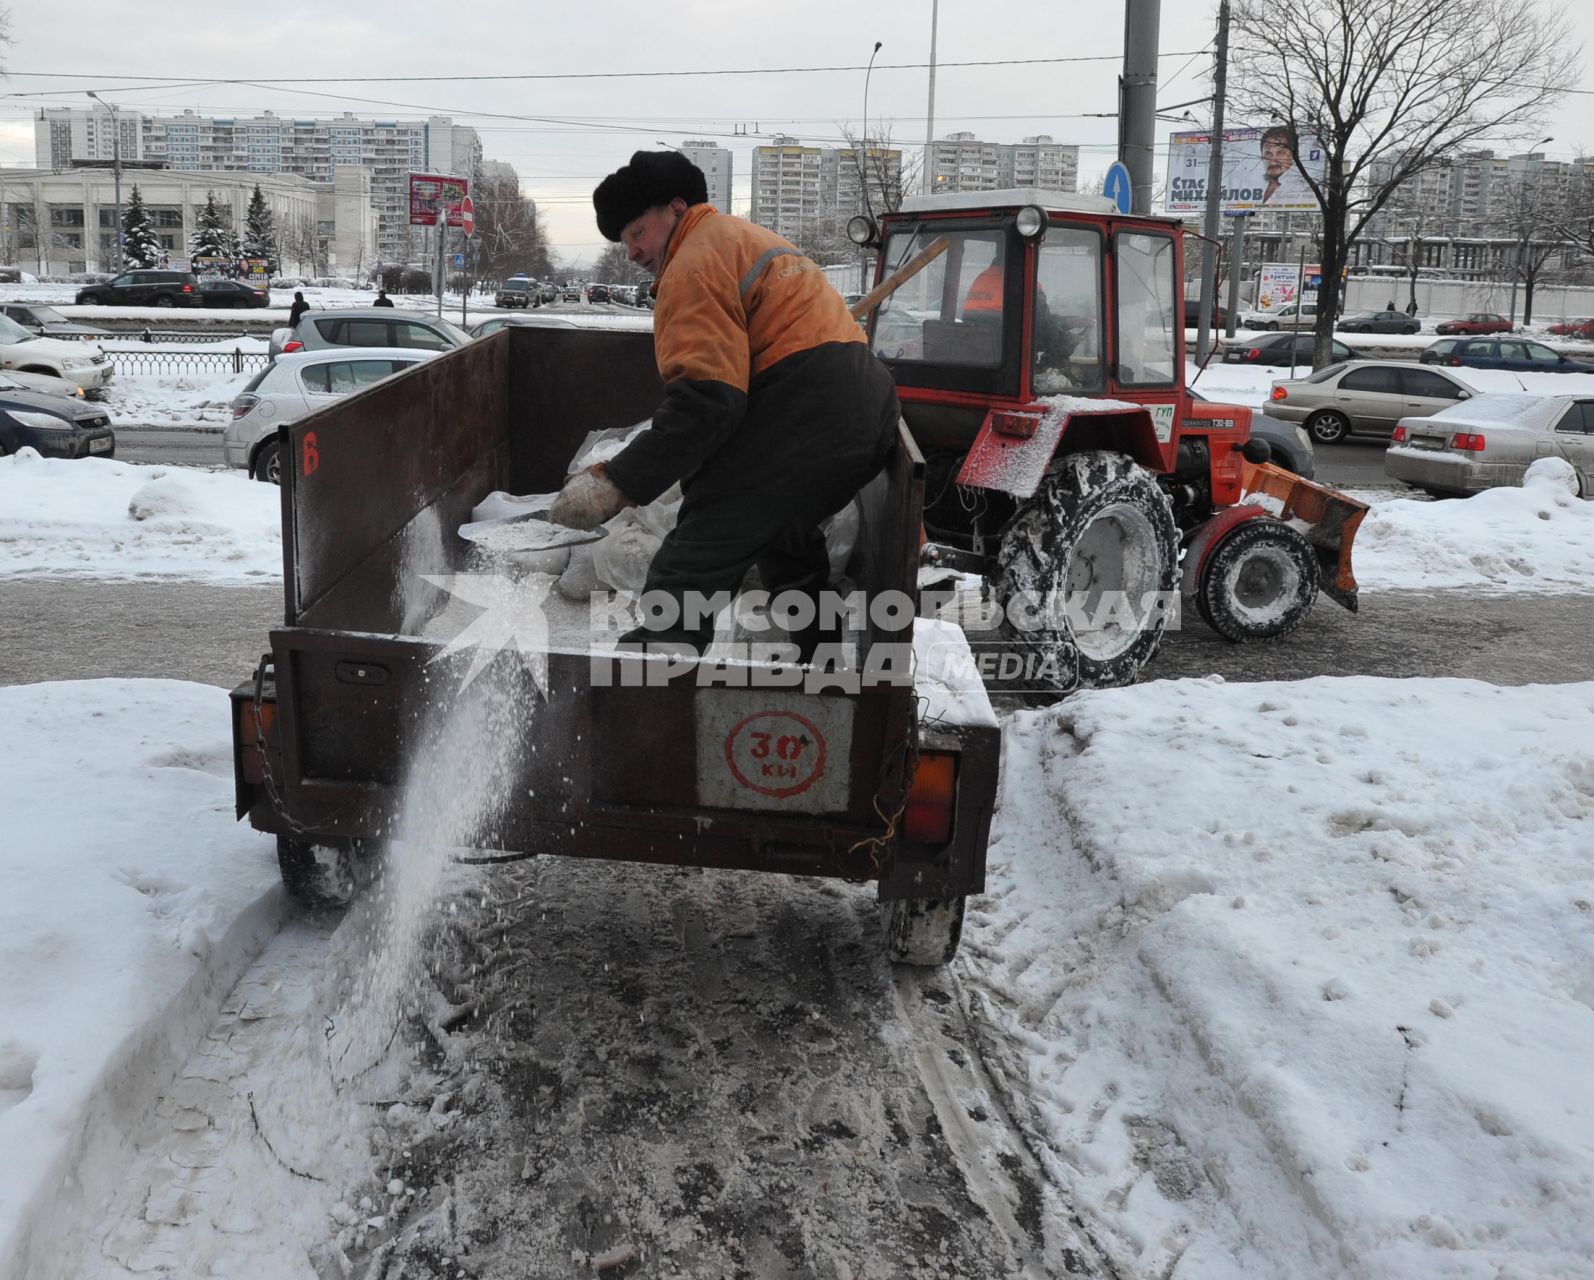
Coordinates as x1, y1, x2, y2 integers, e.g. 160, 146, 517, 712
963, 241, 1078, 388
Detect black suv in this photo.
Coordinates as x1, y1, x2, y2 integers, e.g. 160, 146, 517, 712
75, 270, 201, 308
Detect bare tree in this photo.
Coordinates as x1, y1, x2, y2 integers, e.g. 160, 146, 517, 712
469, 169, 553, 285
1228, 0, 1578, 366
1492, 169, 1569, 325
591, 241, 647, 285
837, 123, 917, 220
1552, 159, 1594, 276
787, 211, 856, 265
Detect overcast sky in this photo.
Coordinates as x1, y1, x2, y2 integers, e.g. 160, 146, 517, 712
2, 1, 1588, 269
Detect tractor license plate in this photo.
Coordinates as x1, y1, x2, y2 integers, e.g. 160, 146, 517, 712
695, 690, 853, 815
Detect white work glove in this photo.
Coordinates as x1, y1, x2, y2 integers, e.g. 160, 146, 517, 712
549, 465, 629, 530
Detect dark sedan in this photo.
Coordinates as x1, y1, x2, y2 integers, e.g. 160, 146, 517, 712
1338, 310, 1420, 335
1434, 337, 1594, 375
0, 303, 113, 339
199, 279, 271, 309
0, 374, 115, 458
1223, 332, 1360, 366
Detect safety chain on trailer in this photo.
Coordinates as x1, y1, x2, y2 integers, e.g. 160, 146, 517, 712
844, 692, 924, 882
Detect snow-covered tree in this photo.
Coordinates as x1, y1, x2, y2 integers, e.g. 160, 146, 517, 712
120, 185, 161, 269
189, 191, 232, 263
592, 241, 646, 285
241, 185, 279, 273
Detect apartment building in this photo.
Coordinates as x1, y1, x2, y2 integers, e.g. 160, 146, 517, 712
834, 146, 904, 220
680, 140, 733, 215
35, 108, 480, 261
927, 132, 1080, 194
750, 138, 828, 241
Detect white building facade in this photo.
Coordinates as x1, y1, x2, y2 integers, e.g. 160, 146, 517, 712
35, 108, 480, 262
680, 141, 733, 215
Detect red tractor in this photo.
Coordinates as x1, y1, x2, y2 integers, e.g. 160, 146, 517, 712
846, 189, 1365, 692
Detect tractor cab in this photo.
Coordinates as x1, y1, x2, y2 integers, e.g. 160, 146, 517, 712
853, 189, 1185, 456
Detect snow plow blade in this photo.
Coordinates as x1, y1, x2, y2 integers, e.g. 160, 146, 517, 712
1240, 461, 1369, 612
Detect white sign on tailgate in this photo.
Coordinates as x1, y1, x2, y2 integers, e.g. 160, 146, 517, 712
695, 690, 853, 815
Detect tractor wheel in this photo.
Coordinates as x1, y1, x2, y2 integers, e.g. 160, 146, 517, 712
1195, 519, 1319, 643
882, 895, 966, 966
992, 450, 1179, 693
276, 836, 375, 909
1307, 410, 1351, 445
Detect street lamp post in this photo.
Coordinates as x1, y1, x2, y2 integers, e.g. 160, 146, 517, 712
87, 91, 123, 271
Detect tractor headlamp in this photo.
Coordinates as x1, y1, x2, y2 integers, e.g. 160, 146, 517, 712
1015, 205, 1047, 239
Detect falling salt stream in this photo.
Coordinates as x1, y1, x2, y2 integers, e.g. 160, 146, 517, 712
328, 652, 536, 1087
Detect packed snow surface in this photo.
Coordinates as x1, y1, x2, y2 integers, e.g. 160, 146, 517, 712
5, 674, 1593, 1276
0, 451, 280, 582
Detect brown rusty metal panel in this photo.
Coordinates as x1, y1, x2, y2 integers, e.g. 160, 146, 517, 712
505, 327, 663, 494
286, 338, 509, 630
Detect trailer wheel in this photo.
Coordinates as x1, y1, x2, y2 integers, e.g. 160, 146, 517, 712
276, 836, 371, 909
882, 895, 966, 966
252, 439, 282, 485
1196, 519, 1319, 642
993, 450, 1178, 692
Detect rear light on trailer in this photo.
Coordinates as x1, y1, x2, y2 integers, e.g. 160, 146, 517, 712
283, 340, 304, 354
1271, 386, 1288, 401
1391, 425, 1407, 443
1451, 432, 1486, 451
904, 751, 957, 844
236, 698, 277, 785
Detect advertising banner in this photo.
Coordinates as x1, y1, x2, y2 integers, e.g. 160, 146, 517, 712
1255, 262, 1323, 311
408, 173, 470, 228
1166, 127, 1324, 213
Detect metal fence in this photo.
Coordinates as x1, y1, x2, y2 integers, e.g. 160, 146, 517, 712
106, 346, 269, 376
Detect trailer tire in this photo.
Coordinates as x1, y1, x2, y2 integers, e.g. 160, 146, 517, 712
277, 836, 371, 909
992, 449, 1178, 693
883, 895, 966, 966
1196, 518, 1319, 642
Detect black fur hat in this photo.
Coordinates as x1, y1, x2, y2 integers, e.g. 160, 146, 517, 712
593, 151, 709, 241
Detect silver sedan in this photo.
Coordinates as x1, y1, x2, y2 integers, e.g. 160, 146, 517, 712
1266, 360, 1477, 445
1385, 393, 1594, 498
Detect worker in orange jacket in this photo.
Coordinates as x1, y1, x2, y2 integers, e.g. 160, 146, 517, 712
552, 150, 900, 659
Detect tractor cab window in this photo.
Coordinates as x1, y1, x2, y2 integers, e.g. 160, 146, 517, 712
1033, 229, 1104, 394
1114, 231, 1178, 386
871, 229, 1007, 367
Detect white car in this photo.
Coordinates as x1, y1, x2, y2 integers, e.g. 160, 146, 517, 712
1238, 302, 1319, 332
0, 311, 113, 397
1386, 393, 1594, 498
223, 348, 439, 483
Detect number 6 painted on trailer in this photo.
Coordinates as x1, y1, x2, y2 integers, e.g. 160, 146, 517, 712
302, 431, 319, 478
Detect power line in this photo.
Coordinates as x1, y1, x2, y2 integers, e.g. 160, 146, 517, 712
0, 51, 1213, 92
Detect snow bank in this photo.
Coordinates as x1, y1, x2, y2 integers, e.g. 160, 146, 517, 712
968, 676, 1594, 1279
0, 680, 283, 1274
1351, 458, 1594, 591
0, 452, 281, 582
100, 368, 251, 428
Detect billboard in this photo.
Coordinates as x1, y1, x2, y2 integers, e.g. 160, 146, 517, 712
1255, 262, 1323, 311
1165, 127, 1325, 213
408, 173, 470, 228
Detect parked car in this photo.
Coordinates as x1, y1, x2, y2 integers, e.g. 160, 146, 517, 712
1418, 337, 1466, 366
224, 348, 440, 482
0, 312, 114, 397
469, 314, 580, 338
587, 284, 613, 304
1386, 393, 1594, 498
1183, 297, 1227, 329
1337, 310, 1421, 335
1238, 301, 1318, 331
1546, 317, 1594, 340
1434, 312, 1511, 336
0, 373, 115, 459
1426, 336, 1594, 375
0, 303, 112, 339
1266, 359, 1476, 444
1190, 388, 1314, 477
269, 309, 474, 359
1222, 332, 1360, 367
74, 269, 202, 308
494, 277, 535, 308
198, 279, 271, 309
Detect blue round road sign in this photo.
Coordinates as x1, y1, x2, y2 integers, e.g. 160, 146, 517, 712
1104, 161, 1133, 214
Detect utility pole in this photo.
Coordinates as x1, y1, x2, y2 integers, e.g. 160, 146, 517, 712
1194, 0, 1230, 363
1225, 213, 1245, 337
88, 91, 123, 271
923, 0, 939, 194
1120, 0, 1161, 215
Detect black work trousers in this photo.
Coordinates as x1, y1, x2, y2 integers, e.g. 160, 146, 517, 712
624, 342, 900, 659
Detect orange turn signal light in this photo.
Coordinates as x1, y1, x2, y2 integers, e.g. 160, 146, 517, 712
903, 751, 957, 844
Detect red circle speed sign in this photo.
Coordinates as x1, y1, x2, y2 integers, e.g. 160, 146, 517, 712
723, 709, 827, 800
460, 196, 475, 237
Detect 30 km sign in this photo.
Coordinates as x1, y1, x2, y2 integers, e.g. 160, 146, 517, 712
460, 196, 475, 238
